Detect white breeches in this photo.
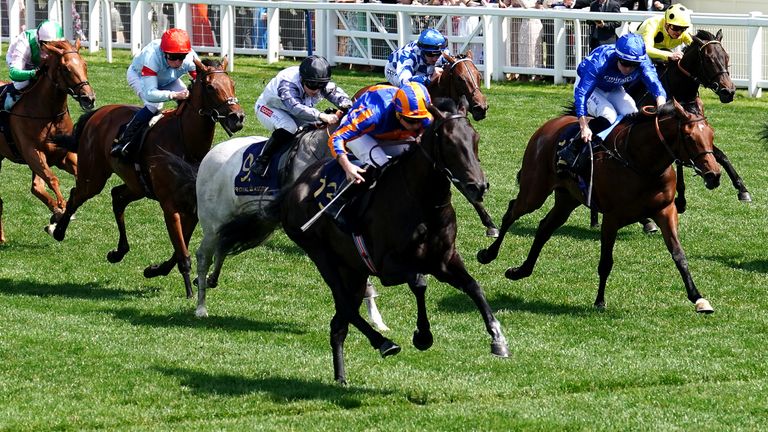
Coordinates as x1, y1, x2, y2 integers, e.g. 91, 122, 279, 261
254, 102, 299, 134
126, 68, 187, 113
346, 134, 413, 168
576, 77, 638, 124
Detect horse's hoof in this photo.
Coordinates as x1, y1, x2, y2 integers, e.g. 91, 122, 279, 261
143, 265, 161, 278
106, 250, 125, 264
336, 377, 348, 387
675, 199, 687, 214
491, 341, 509, 358
477, 249, 494, 264
485, 227, 500, 238
504, 267, 528, 280
413, 329, 434, 351
738, 191, 752, 203
379, 340, 401, 358
195, 307, 208, 318
207, 277, 219, 288
695, 298, 714, 314
590, 223, 600, 229
594, 301, 606, 310
642, 221, 659, 234
44, 223, 56, 238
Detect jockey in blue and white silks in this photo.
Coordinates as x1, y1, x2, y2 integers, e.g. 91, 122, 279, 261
384, 28, 449, 88
573, 33, 667, 143
250, 55, 353, 176
330, 82, 433, 184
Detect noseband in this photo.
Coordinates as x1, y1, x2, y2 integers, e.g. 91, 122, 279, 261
189, 69, 240, 136
676, 40, 731, 94
47, 50, 92, 103
653, 111, 713, 174
449, 58, 482, 102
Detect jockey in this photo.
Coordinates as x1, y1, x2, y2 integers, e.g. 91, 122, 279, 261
384, 28, 449, 88
635, 3, 693, 64
111, 28, 199, 158
330, 82, 432, 184
4, 20, 65, 111
557, 33, 667, 174
251, 55, 352, 176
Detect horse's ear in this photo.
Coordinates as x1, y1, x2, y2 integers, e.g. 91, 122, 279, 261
465, 50, 474, 60
692, 35, 704, 46
443, 52, 455, 64
458, 95, 469, 115
193, 58, 206, 74
672, 97, 685, 116
43, 42, 63, 56
715, 29, 723, 41
221, 56, 229, 70
427, 103, 446, 121
75, 38, 81, 51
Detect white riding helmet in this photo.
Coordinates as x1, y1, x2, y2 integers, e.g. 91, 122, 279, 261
37, 21, 65, 42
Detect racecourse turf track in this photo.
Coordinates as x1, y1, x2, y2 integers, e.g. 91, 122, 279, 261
1, 50, 767, 430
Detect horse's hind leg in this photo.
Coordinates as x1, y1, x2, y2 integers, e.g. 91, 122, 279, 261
29, 174, 59, 216
714, 146, 751, 202
594, 217, 620, 309
408, 273, 433, 351
194, 231, 219, 318
675, 162, 688, 214
506, 190, 580, 280
652, 207, 714, 314
472, 202, 499, 238
364, 279, 389, 331
107, 184, 143, 263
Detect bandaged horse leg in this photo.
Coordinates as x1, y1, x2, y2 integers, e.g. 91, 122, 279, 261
364, 278, 389, 331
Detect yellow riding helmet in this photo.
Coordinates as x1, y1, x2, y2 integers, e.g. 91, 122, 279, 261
665, 4, 692, 28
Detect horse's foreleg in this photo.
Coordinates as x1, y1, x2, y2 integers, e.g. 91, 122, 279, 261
107, 184, 142, 263
194, 231, 218, 318
675, 162, 687, 214
594, 218, 619, 310
505, 190, 579, 280
364, 279, 389, 331
329, 312, 350, 386
25, 151, 66, 211
472, 202, 499, 238
590, 208, 599, 228
713, 146, 751, 202
653, 208, 713, 314
30, 174, 59, 214
407, 273, 433, 351
477, 198, 519, 264
151, 209, 194, 298
436, 254, 508, 358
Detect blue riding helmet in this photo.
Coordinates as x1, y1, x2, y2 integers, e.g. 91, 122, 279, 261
615, 33, 648, 63
417, 28, 447, 53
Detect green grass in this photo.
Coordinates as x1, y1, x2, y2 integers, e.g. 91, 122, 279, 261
1, 51, 768, 431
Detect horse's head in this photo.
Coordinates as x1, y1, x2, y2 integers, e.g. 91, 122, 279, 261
439, 51, 488, 121
423, 97, 487, 203
41, 39, 96, 111
191, 57, 245, 135
666, 98, 721, 189
686, 29, 735, 103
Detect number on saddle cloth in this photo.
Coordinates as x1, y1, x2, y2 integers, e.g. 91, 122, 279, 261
311, 157, 369, 233
234, 137, 285, 196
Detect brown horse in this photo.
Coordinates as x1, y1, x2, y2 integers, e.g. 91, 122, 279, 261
217, 99, 507, 384
50, 58, 244, 298
477, 98, 721, 314
0, 39, 95, 243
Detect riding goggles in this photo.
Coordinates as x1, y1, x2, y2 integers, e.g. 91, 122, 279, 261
668, 24, 689, 32
165, 53, 187, 61
423, 50, 442, 58
618, 58, 640, 68
303, 80, 326, 90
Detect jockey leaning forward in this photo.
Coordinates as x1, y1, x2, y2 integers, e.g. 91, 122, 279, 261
385, 28, 449, 88
251, 55, 352, 176
557, 33, 667, 175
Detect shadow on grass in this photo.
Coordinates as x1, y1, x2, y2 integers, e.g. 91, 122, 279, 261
699, 254, 768, 274
109, 307, 306, 334
437, 291, 594, 316
155, 366, 392, 408
0, 278, 143, 300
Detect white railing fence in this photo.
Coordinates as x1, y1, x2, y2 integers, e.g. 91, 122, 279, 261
2, 0, 766, 96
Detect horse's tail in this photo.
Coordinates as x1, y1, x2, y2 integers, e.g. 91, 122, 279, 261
217, 194, 283, 256
51, 109, 100, 152
562, 102, 577, 117
163, 150, 199, 215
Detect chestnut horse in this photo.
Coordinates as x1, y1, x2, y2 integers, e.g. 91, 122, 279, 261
0, 39, 95, 243
217, 99, 507, 384
478, 99, 721, 314
49, 58, 244, 298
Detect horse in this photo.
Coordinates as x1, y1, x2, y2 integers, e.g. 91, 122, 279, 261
165, 125, 389, 330
477, 98, 721, 314
0, 39, 95, 243
356, 51, 497, 237
630, 29, 742, 213
49, 58, 244, 298
214, 98, 507, 384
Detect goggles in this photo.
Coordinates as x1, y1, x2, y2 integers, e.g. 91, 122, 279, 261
668, 24, 689, 32
165, 53, 186, 62
303, 80, 326, 90
618, 58, 640, 68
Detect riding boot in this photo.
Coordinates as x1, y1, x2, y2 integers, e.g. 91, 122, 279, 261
556, 138, 585, 177
111, 106, 155, 158
250, 128, 295, 177
328, 166, 379, 230
3, 86, 20, 112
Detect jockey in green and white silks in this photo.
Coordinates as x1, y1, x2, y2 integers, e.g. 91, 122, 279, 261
4, 20, 64, 111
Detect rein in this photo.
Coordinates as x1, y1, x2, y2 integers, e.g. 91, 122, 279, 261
676, 40, 730, 93
449, 58, 482, 101
185, 69, 239, 136
418, 113, 470, 185
46, 50, 92, 104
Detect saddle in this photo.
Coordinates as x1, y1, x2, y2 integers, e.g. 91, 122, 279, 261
0, 84, 21, 158
112, 111, 165, 162
312, 158, 378, 234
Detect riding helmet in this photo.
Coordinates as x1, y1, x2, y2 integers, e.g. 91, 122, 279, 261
299, 55, 332, 84
394, 82, 432, 120
665, 4, 692, 28
615, 33, 648, 63
161, 28, 192, 54
37, 20, 64, 42
417, 28, 447, 53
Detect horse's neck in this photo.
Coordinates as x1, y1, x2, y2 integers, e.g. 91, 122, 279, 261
428, 74, 449, 99
176, 94, 216, 160
668, 55, 701, 101
619, 120, 677, 174
395, 146, 451, 208
22, 75, 68, 115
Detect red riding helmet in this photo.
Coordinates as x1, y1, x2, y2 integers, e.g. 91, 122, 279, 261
160, 28, 191, 54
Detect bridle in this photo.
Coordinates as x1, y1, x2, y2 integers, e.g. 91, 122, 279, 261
187, 68, 240, 136
676, 39, 731, 94
418, 112, 473, 186
447, 57, 483, 103
45, 50, 92, 105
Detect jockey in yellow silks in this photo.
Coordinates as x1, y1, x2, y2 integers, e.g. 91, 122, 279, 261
635, 3, 694, 63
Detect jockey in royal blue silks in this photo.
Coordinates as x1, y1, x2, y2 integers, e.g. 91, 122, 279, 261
251, 55, 353, 176
110, 28, 200, 159
329, 82, 433, 185
557, 33, 667, 174
384, 28, 449, 88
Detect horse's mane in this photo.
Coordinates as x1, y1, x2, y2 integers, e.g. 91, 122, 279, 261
622, 100, 702, 125
432, 97, 457, 113
51, 109, 99, 152
199, 58, 222, 68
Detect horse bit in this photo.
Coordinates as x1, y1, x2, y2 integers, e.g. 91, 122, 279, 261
676, 40, 730, 94
47, 50, 92, 105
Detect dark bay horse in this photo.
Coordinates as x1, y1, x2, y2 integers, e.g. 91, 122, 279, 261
634, 30, 742, 211
219, 99, 508, 384
356, 51, 497, 236
478, 99, 721, 314
0, 39, 95, 243
49, 58, 244, 298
